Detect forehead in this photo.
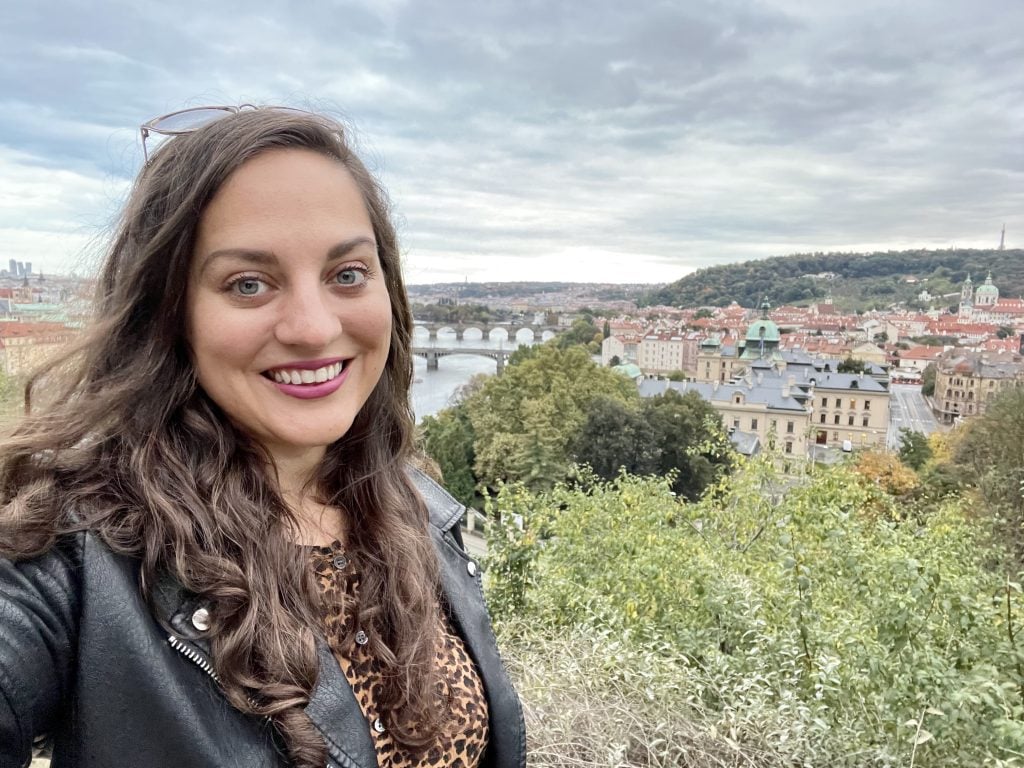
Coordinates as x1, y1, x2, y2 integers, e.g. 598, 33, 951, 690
195, 148, 375, 251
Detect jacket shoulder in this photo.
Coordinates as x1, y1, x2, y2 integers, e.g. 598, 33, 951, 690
407, 466, 465, 533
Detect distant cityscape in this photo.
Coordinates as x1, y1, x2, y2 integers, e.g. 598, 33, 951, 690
0, 266, 1019, 463
410, 270, 1024, 461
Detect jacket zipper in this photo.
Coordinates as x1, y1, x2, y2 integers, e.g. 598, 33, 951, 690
167, 634, 220, 682
169, 635, 348, 768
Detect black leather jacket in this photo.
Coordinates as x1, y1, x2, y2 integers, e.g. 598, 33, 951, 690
0, 473, 525, 768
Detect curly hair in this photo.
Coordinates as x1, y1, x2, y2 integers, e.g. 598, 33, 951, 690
0, 109, 442, 767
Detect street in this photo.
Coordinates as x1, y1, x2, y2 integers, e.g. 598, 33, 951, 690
886, 383, 943, 450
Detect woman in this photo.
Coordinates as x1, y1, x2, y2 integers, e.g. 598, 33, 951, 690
0, 107, 524, 768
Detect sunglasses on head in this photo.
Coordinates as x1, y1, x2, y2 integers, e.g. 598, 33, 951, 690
139, 104, 312, 161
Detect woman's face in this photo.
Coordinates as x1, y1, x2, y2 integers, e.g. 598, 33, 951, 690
186, 148, 393, 466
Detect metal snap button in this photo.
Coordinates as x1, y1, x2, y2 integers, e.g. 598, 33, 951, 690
191, 607, 211, 632
467, 561, 478, 577
373, 718, 385, 733
332, 554, 349, 570
355, 630, 369, 646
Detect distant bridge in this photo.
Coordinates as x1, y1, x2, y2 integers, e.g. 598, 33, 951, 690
412, 345, 516, 374
412, 321, 560, 342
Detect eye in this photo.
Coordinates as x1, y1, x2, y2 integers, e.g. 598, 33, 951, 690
227, 276, 268, 297
334, 267, 368, 287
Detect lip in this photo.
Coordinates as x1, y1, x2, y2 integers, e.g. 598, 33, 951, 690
263, 357, 350, 400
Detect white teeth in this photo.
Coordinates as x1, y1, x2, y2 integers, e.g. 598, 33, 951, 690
270, 362, 345, 385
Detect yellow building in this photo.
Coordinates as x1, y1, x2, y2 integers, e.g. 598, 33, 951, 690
933, 352, 1024, 424
808, 370, 891, 449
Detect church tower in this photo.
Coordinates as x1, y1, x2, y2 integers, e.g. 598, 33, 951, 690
958, 273, 974, 319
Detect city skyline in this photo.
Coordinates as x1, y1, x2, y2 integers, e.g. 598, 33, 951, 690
2, 0, 1021, 284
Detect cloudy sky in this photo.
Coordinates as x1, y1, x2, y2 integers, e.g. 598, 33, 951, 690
2, 0, 1021, 284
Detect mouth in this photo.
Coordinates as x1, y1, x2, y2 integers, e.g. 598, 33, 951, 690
262, 359, 348, 386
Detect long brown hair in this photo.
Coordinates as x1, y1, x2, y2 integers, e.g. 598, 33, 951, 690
0, 110, 442, 766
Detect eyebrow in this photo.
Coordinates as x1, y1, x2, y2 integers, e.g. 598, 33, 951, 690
197, 236, 378, 274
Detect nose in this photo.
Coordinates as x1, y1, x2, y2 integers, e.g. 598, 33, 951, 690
274, 285, 342, 349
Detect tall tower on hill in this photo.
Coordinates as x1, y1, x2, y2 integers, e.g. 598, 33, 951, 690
999, 224, 1006, 250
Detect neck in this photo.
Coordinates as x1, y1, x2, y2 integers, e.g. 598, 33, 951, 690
265, 446, 344, 546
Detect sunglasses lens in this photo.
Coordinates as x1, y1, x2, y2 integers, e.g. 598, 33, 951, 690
149, 107, 237, 134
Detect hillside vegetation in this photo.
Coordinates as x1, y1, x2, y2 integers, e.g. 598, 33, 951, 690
644, 248, 1024, 311
484, 383, 1024, 767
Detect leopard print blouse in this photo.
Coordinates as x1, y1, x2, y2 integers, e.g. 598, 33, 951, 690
310, 542, 489, 768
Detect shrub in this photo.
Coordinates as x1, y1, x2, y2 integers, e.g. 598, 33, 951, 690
485, 459, 1024, 766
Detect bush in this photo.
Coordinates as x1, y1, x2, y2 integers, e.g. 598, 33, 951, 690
485, 460, 1024, 766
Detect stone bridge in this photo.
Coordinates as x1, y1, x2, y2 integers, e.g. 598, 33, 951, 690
411, 321, 561, 342
411, 345, 515, 374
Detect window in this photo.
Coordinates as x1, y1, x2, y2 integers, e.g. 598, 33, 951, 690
862, 416, 869, 427
820, 413, 826, 424
770, 419, 777, 430
750, 418, 758, 430
732, 418, 740, 429
833, 431, 839, 441
849, 399, 856, 409
864, 400, 870, 410
834, 414, 840, 424
786, 421, 794, 434
785, 441, 793, 454
821, 397, 828, 407
848, 415, 855, 426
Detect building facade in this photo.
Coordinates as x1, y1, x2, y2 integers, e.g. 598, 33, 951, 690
933, 352, 1024, 423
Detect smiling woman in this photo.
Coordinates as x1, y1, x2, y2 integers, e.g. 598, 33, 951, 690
0, 109, 523, 768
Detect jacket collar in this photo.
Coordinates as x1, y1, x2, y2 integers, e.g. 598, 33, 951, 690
408, 465, 464, 534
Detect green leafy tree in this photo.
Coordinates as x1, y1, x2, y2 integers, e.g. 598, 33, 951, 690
897, 428, 933, 471
419, 407, 478, 507
921, 362, 937, 396
837, 356, 869, 374
556, 318, 601, 350
465, 344, 637, 492
953, 385, 1024, 556
569, 396, 659, 480
641, 389, 732, 500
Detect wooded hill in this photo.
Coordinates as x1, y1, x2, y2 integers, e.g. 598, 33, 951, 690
644, 248, 1024, 311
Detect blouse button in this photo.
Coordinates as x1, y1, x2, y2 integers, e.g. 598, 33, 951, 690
332, 554, 349, 570
467, 561, 478, 577
355, 630, 369, 646
373, 718, 386, 733
191, 607, 211, 632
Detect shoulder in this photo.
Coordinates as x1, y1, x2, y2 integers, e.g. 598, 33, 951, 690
406, 466, 465, 533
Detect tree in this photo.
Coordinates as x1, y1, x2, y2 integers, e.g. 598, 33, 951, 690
837, 356, 870, 374
608, 355, 621, 367
556, 318, 601, 350
641, 390, 732, 500
465, 344, 638, 492
952, 385, 1024, 556
419, 407, 477, 507
921, 363, 936, 396
569, 396, 659, 480
602, 320, 611, 339
897, 429, 932, 471
694, 308, 713, 319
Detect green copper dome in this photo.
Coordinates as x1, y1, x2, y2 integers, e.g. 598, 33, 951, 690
745, 319, 781, 343
976, 273, 999, 296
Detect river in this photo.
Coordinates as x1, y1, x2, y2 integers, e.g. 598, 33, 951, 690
409, 327, 552, 421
